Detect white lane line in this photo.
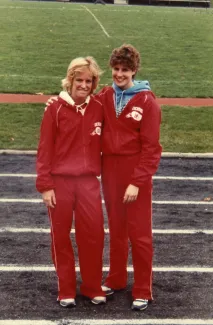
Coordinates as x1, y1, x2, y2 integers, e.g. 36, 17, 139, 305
0, 265, 212, 273
0, 321, 55, 325
0, 320, 213, 325
81, 5, 110, 38
0, 227, 50, 233
152, 229, 213, 234
0, 198, 213, 205
152, 201, 213, 205
1, 174, 213, 181
69, 320, 213, 325
154, 176, 213, 181
0, 174, 37, 177
0, 227, 213, 235
0, 199, 42, 203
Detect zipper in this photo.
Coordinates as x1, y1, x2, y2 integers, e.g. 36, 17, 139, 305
82, 113, 87, 170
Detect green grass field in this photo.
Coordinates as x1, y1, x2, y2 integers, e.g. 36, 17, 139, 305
1, 0, 213, 97
0, 104, 213, 152
1, 0, 213, 152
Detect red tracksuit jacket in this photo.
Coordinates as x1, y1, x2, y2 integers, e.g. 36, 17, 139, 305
98, 87, 162, 187
36, 92, 103, 193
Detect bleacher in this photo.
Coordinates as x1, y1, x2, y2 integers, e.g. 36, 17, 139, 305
128, 0, 210, 6
57, 0, 114, 3
56, 0, 210, 6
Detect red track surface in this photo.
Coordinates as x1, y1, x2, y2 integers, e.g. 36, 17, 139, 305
1, 93, 213, 106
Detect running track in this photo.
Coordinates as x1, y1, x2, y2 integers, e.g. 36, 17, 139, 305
0, 154, 212, 325
1, 93, 213, 106
1, 95, 213, 324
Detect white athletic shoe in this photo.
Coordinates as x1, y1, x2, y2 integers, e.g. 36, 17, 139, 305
132, 298, 148, 311
59, 298, 76, 308
91, 296, 106, 305
101, 285, 114, 296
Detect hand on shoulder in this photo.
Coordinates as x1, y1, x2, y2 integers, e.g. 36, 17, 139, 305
45, 96, 58, 108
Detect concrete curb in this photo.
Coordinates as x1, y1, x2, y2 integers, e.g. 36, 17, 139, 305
162, 152, 213, 158
0, 150, 37, 155
0, 150, 213, 158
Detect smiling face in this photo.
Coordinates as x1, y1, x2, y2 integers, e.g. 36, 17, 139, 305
112, 64, 136, 90
70, 68, 93, 104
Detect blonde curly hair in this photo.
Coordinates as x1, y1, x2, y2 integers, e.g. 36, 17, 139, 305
62, 56, 103, 94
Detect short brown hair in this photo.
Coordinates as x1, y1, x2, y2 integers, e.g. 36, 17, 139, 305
62, 56, 102, 94
109, 44, 141, 75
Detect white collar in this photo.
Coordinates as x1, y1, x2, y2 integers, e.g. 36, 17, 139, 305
59, 91, 90, 107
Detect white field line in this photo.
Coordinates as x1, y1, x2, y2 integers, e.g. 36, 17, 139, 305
81, 5, 110, 38
0, 265, 212, 273
0, 320, 213, 325
0, 198, 213, 205
1, 174, 213, 181
0, 227, 213, 235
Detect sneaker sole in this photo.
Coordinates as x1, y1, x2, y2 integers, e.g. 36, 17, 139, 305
132, 304, 148, 311
105, 290, 114, 296
91, 300, 106, 305
58, 301, 76, 308
60, 302, 76, 308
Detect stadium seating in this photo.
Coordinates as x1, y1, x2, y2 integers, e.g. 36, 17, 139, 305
68, 0, 114, 3
128, 0, 210, 7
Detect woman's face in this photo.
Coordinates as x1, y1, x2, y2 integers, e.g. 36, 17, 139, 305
112, 64, 136, 90
71, 69, 93, 104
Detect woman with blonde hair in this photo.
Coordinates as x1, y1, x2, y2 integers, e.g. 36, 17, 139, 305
36, 56, 106, 308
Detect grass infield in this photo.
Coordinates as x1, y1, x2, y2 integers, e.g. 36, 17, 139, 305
0, 0, 213, 97
1, 1, 212, 152
0, 104, 213, 152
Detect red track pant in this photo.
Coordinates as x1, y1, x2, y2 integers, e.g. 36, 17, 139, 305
102, 155, 153, 300
48, 175, 105, 300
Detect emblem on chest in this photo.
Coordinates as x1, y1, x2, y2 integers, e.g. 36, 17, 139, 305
91, 122, 102, 136
126, 107, 143, 121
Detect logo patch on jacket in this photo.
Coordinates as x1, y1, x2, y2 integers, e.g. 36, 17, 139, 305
126, 107, 143, 121
91, 122, 102, 136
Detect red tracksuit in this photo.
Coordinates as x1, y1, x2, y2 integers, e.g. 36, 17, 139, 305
98, 87, 162, 300
36, 92, 105, 300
